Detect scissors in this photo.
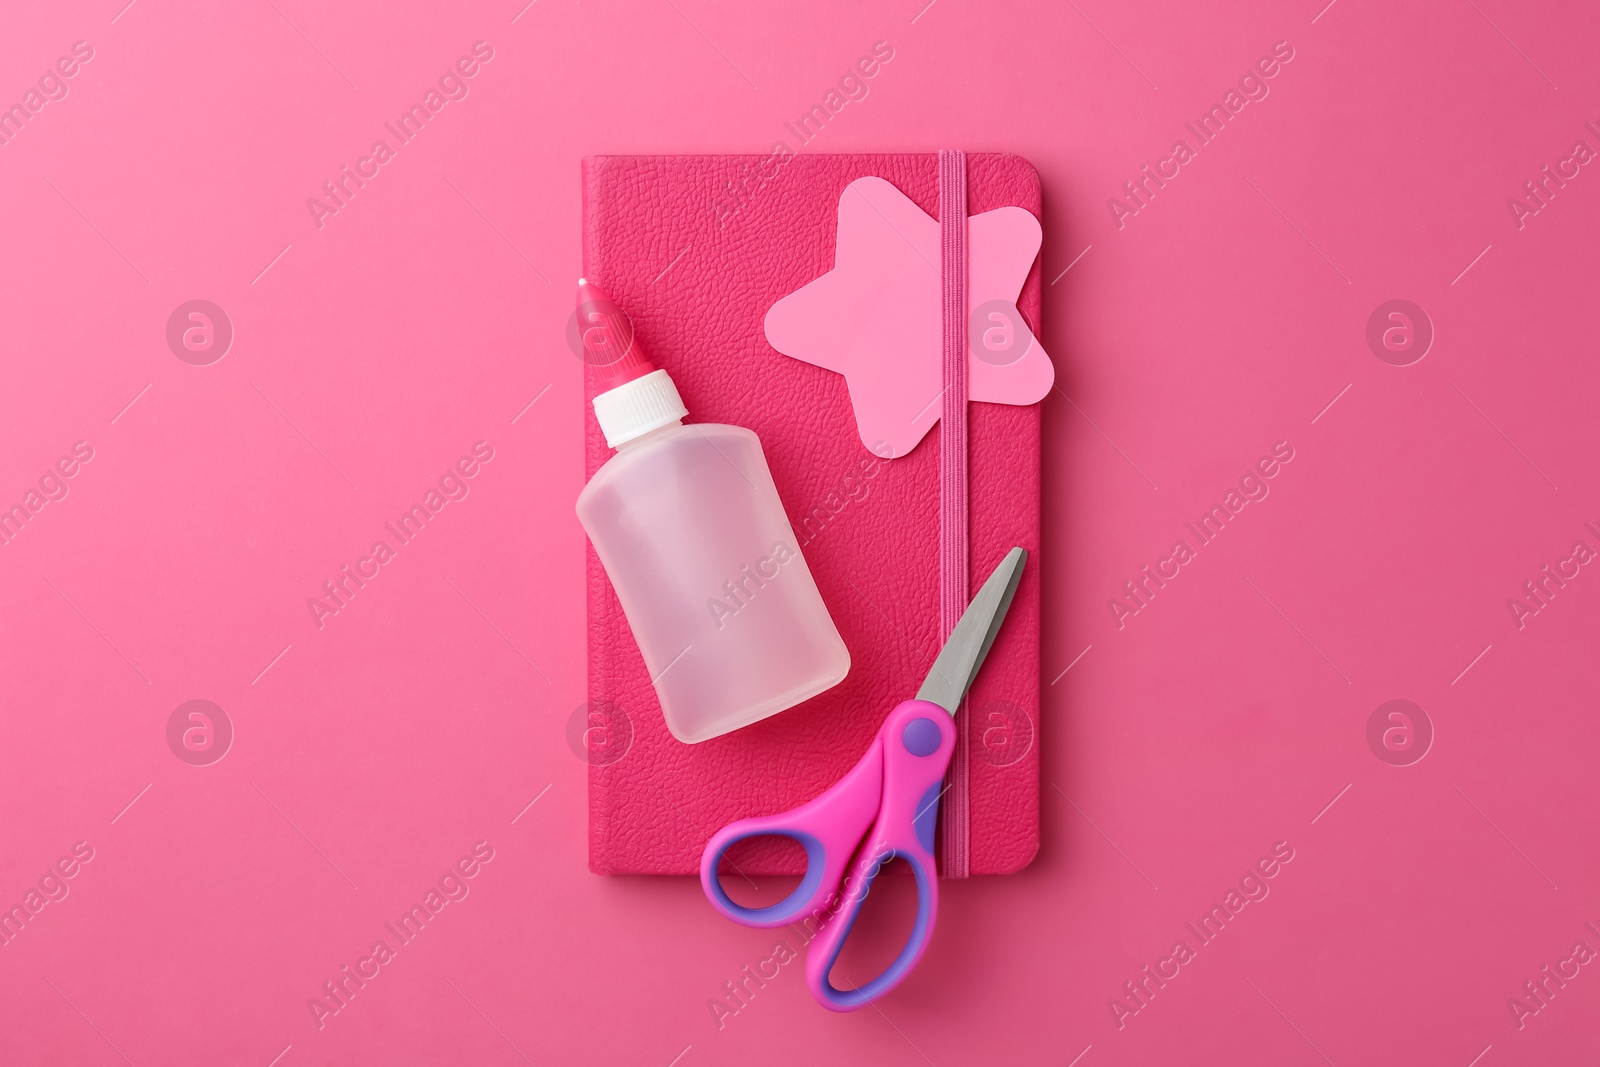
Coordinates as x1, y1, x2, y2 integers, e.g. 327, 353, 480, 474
700, 547, 1027, 1012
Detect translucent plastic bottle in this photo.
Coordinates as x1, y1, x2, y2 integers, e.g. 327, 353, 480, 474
573, 280, 849, 743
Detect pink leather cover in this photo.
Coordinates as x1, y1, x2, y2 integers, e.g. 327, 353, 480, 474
582, 153, 1042, 876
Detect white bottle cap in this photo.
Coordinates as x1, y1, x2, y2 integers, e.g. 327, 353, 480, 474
592, 368, 688, 448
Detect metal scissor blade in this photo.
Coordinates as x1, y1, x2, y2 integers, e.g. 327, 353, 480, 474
915, 547, 1027, 716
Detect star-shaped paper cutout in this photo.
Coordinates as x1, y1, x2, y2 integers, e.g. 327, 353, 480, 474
765, 176, 1053, 457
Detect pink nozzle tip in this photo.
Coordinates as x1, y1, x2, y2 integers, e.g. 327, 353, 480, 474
576, 278, 654, 388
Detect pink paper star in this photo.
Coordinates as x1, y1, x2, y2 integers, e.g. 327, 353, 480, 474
764, 176, 1054, 458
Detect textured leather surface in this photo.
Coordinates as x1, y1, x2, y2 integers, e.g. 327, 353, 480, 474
583, 153, 1042, 876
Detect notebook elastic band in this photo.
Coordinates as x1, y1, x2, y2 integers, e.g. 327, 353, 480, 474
937, 149, 971, 879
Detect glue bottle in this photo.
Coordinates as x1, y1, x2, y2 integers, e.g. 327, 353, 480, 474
573, 280, 849, 743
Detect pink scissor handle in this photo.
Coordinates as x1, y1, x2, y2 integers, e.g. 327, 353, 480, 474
700, 735, 885, 929
805, 699, 954, 1012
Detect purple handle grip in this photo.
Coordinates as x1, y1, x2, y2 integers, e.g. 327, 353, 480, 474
700, 700, 955, 1011
803, 700, 953, 1011
700, 735, 884, 929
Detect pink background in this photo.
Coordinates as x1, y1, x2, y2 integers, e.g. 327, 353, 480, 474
2, 0, 1598, 1064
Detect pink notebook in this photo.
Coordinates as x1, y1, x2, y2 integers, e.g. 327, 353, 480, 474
582, 153, 1042, 876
